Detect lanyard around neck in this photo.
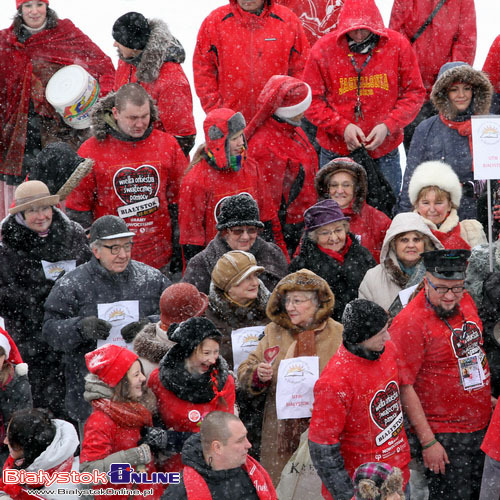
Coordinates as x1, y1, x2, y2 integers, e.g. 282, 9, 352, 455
348, 51, 373, 122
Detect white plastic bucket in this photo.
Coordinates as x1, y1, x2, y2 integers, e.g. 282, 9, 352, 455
45, 64, 100, 130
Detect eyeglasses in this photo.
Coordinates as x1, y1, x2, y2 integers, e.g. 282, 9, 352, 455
102, 242, 134, 255
328, 182, 354, 191
228, 227, 259, 236
427, 278, 465, 295
316, 228, 346, 238
285, 297, 312, 307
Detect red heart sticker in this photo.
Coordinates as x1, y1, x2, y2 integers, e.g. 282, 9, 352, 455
370, 381, 402, 430
264, 346, 280, 364
113, 165, 159, 205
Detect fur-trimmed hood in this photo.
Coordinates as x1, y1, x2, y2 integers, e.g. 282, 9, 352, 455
431, 62, 493, 120
266, 269, 334, 333
119, 18, 185, 83
90, 91, 159, 142
408, 161, 462, 209
315, 157, 368, 214
133, 322, 175, 366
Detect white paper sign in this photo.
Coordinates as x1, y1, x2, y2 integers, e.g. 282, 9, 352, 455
276, 356, 319, 420
398, 284, 418, 307
41, 260, 76, 281
472, 116, 500, 180
97, 300, 139, 350
231, 325, 265, 375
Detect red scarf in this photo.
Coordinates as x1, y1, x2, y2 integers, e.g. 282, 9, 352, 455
91, 399, 152, 428
318, 234, 353, 264
431, 226, 470, 250
439, 114, 473, 165
0, 20, 114, 176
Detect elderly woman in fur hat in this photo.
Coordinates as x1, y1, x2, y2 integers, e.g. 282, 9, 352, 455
238, 269, 342, 485
398, 61, 493, 219
408, 160, 486, 250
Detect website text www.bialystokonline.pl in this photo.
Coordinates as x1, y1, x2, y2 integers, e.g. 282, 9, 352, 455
25, 488, 155, 497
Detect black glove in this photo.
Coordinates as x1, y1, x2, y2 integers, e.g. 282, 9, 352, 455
138, 426, 169, 454
121, 319, 149, 343
79, 316, 112, 341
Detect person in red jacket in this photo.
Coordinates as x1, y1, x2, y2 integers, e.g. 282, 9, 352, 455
303, 0, 425, 195
479, 401, 500, 500
309, 299, 411, 500
65, 83, 188, 272
0, 0, 115, 220
246, 75, 318, 255
148, 318, 236, 474
163, 411, 276, 500
193, 0, 309, 123
389, 0, 477, 151
315, 157, 391, 263
390, 249, 492, 500
80, 344, 164, 500
178, 108, 284, 262
112, 12, 196, 157
482, 34, 500, 114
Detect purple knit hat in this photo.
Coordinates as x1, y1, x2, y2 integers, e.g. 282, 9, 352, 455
304, 199, 350, 232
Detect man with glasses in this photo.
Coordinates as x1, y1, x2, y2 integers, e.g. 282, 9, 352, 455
390, 249, 491, 500
42, 215, 170, 428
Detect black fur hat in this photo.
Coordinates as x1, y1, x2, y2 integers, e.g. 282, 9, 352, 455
215, 193, 264, 231
169, 317, 222, 358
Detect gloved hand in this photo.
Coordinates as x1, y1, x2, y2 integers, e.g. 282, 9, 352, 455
121, 443, 152, 466
138, 426, 169, 454
79, 316, 112, 341
121, 319, 149, 344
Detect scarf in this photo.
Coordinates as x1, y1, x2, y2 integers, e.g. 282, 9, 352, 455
318, 234, 353, 264
91, 398, 152, 428
347, 32, 380, 54
439, 114, 473, 159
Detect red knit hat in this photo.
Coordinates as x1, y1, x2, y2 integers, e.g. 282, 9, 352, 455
85, 344, 138, 387
17, 0, 48, 8
160, 283, 208, 327
0, 328, 23, 365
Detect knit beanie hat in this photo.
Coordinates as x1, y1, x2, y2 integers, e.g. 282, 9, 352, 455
212, 251, 264, 292
112, 12, 151, 51
169, 317, 222, 358
85, 344, 138, 387
408, 161, 462, 209
9, 180, 59, 215
0, 328, 23, 365
17, 0, 48, 8
160, 284, 208, 326
353, 462, 404, 500
215, 193, 264, 231
304, 199, 350, 232
342, 299, 388, 345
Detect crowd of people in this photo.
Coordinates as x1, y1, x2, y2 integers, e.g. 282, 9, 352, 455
0, 0, 500, 499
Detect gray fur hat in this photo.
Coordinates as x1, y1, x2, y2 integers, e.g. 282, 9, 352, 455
408, 161, 462, 208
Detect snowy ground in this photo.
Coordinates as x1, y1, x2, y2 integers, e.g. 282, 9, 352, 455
1, 0, 497, 163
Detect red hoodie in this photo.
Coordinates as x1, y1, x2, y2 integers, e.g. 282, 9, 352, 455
483, 34, 500, 94
303, 0, 425, 159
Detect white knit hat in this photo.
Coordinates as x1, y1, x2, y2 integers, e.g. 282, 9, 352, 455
408, 161, 462, 208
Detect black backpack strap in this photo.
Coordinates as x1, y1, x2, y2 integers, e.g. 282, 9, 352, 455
410, 0, 447, 44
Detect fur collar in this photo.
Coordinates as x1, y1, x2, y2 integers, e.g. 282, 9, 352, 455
119, 19, 185, 83
134, 322, 175, 365
418, 209, 459, 233
431, 65, 493, 120
208, 280, 270, 329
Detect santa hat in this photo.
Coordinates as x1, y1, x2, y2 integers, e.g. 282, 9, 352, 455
85, 344, 138, 387
246, 75, 311, 139
17, 0, 48, 8
0, 328, 27, 376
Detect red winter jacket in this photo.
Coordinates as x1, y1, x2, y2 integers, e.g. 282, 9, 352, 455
148, 368, 235, 473
66, 130, 187, 269
483, 34, 500, 94
303, 0, 425, 159
80, 408, 163, 500
193, 0, 310, 122
275, 0, 343, 47
389, 0, 476, 98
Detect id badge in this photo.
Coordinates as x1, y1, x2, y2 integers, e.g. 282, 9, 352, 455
458, 354, 485, 391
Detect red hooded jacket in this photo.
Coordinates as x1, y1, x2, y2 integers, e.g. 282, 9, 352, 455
389, 0, 476, 98
303, 0, 425, 158
193, 0, 310, 122
483, 34, 500, 94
